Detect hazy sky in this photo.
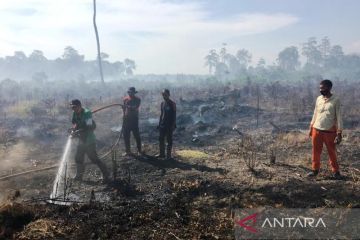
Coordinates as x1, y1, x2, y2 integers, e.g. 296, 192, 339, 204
0, 0, 359, 74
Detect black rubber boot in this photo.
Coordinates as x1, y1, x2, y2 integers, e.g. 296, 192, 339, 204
97, 162, 110, 183
73, 164, 84, 181
166, 146, 172, 160
331, 171, 342, 180
158, 143, 165, 158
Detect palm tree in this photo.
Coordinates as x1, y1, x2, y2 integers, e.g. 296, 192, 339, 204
236, 49, 252, 68
204, 49, 219, 74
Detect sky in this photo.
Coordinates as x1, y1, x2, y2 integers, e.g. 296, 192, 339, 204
0, 0, 359, 74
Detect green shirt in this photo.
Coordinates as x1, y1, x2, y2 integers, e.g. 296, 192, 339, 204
72, 108, 96, 145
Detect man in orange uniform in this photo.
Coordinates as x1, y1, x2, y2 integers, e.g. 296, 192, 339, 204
308, 80, 343, 179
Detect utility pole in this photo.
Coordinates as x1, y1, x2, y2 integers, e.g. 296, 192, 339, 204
93, 0, 105, 84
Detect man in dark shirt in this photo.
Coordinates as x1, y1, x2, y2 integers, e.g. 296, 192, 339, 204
70, 99, 110, 183
157, 89, 176, 159
122, 87, 142, 156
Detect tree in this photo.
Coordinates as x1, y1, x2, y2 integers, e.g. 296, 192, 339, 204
266, 81, 281, 108
29, 50, 47, 62
0, 78, 21, 100
13, 51, 27, 61
215, 62, 229, 80
277, 46, 300, 71
113, 61, 126, 76
93, 0, 105, 84
220, 43, 227, 63
100, 52, 109, 61
62, 46, 84, 63
236, 49, 252, 68
257, 58, 266, 69
5, 51, 27, 65
28, 50, 48, 74
326, 45, 344, 68
330, 45, 344, 58
302, 37, 322, 66
319, 36, 331, 59
204, 49, 219, 74
224, 54, 240, 74
4, 52, 28, 77
59, 46, 85, 78
124, 59, 136, 75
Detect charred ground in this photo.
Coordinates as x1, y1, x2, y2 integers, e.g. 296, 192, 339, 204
1, 80, 360, 239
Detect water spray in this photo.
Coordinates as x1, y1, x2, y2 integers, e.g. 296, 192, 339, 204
49, 103, 124, 204
49, 136, 73, 204
0, 103, 125, 183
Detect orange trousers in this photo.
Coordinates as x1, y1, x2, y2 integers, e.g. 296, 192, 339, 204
311, 127, 339, 172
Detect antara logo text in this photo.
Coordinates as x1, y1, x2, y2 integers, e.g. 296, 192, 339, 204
236, 213, 326, 233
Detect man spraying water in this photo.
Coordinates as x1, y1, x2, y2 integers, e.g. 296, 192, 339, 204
69, 99, 110, 183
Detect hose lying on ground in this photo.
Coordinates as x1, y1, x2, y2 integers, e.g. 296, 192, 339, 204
0, 165, 59, 181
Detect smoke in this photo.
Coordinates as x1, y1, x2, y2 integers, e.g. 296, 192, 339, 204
0, 141, 33, 175
16, 127, 34, 138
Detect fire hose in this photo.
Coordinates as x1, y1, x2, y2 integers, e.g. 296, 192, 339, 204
0, 103, 124, 181
92, 103, 123, 160
92, 103, 123, 114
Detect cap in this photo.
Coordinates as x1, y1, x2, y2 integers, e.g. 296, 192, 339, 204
70, 99, 81, 106
162, 89, 170, 96
127, 87, 138, 94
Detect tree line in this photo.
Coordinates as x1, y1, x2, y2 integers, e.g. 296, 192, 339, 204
0, 46, 136, 83
205, 37, 360, 82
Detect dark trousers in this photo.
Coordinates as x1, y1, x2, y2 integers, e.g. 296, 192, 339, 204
159, 127, 173, 157
75, 142, 109, 179
123, 121, 142, 153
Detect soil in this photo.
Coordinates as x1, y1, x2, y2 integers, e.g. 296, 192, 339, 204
1, 90, 360, 239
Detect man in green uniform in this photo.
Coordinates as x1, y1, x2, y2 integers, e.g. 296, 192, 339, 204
69, 99, 110, 183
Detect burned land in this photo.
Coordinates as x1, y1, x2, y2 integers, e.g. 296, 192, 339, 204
1, 80, 360, 239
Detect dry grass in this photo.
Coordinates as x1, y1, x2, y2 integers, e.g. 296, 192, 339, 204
0, 127, 10, 146
17, 218, 69, 240
176, 149, 209, 160
277, 131, 309, 146
5, 101, 37, 118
